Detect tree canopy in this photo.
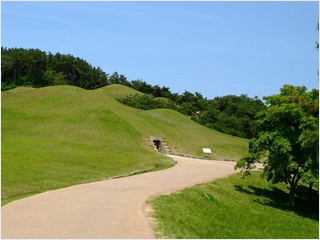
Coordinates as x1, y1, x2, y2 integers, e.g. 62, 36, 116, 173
235, 85, 319, 208
199, 95, 266, 138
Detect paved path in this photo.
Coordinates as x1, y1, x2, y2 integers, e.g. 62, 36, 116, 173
2, 155, 256, 239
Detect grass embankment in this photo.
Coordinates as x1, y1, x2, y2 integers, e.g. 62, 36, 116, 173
2, 85, 248, 205
148, 171, 319, 239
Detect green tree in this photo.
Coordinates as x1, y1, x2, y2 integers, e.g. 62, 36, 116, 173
235, 85, 319, 209
108, 71, 129, 85
176, 91, 207, 120
200, 95, 266, 138
44, 69, 66, 86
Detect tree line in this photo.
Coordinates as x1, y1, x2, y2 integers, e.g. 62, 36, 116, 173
1, 47, 110, 90
119, 92, 266, 139
1, 47, 266, 139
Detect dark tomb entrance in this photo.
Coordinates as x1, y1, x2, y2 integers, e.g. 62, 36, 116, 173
150, 136, 167, 154
153, 139, 161, 150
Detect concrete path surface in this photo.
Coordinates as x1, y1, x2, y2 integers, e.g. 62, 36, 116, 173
2, 155, 252, 239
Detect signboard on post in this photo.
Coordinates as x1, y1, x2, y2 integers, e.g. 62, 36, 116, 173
202, 148, 212, 158
202, 148, 212, 154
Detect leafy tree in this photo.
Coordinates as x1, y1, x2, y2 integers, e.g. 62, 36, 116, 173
175, 91, 208, 120
129, 80, 177, 100
235, 85, 319, 209
44, 69, 66, 86
130, 80, 155, 96
108, 71, 130, 86
200, 95, 266, 138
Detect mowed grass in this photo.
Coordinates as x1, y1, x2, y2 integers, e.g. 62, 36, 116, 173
97, 83, 143, 99
2, 86, 171, 205
2, 85, 248, 205
138, 109, 248, 159
148, 171, 319, 239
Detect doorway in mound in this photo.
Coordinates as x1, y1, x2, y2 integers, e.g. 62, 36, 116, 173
150, 136, 166, 154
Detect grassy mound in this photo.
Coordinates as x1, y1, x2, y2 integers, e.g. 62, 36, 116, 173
2, 85, 248, 205
96, 83, 143, 99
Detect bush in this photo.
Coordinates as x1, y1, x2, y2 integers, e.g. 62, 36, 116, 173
118, 94, 178, 110
1, 83, 17, 91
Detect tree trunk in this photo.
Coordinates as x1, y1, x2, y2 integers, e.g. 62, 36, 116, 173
288, 171, 302, 209
308, 182, 313, 203
289, 182, 296, 209
289, 186, 295, 209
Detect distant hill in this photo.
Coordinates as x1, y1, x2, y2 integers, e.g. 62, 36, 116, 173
98, 84, 144, 99
2, 47, 266, 139
2, 85, 248, 204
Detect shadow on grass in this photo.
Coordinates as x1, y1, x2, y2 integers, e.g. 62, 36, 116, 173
234, 184, 319, 221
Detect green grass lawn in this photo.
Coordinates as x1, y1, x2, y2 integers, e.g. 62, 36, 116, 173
2, 85, 248, 205
148, 171, 319, 239
142, 109, 248, 159
97, 83, 143, 99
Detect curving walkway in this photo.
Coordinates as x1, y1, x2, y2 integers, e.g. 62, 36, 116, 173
2, 155, 256, 239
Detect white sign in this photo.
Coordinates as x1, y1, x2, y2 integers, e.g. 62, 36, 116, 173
202, 148, 212, 154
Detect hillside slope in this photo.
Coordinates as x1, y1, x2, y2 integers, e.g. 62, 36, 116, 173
97, 83, 143, 99
2, 85, 248, 204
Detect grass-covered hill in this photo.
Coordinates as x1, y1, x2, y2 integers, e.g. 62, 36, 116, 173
2, 84, 248, 205
2, 47, 267, 139
98, 83, 144, 98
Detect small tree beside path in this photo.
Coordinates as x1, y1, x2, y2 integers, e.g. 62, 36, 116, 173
235, 85, 319, 209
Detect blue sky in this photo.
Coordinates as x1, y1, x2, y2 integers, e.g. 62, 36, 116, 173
1, 1, 319, 99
